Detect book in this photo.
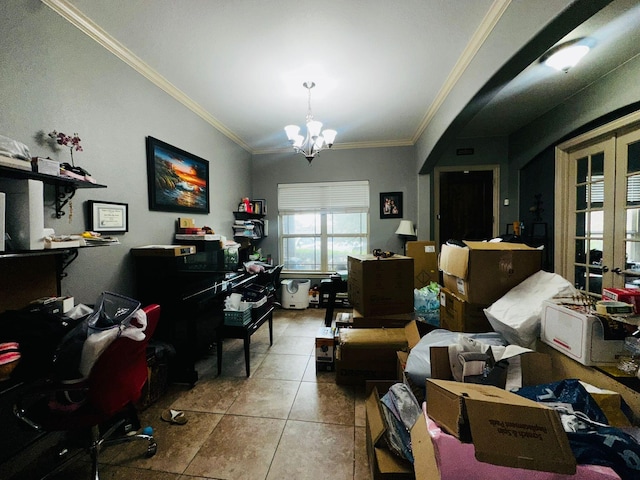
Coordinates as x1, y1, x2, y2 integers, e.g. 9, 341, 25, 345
0, 154, 31, 171
45, 239, 81, 249
175, 233, 221, 241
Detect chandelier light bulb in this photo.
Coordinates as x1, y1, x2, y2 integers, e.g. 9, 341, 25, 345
307, 120, 323, 138
323, 129, 337, 147
284, 124, 300, 141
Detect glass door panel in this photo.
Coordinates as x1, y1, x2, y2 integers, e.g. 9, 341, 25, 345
615, 129, 640, 288
568, 139, 616, 295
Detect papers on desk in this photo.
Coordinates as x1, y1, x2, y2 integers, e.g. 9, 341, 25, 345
79, 236, 120, 246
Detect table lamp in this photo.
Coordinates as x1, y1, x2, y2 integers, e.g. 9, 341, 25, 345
395, 220, 416, 255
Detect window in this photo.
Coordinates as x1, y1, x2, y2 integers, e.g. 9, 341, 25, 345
278, 181, 369, 271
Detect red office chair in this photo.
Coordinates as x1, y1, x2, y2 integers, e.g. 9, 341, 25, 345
13, 304, 161, 480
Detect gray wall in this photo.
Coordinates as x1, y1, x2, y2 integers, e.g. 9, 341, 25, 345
251, 146, 418, 261
3, 1, 640, 305
0, 1, 251, 305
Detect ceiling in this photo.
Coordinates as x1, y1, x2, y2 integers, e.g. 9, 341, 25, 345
51, 0, 640, 159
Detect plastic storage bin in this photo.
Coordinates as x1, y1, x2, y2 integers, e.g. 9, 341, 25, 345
281, 279, 311, 309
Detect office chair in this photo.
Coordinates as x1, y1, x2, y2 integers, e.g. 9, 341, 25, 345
254, 264, 283, 307
265, 264, 283, 307
13, 304, 161, 480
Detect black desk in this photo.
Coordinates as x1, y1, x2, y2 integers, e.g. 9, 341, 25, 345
217, 304, 274, 376
322, 273, 348, 327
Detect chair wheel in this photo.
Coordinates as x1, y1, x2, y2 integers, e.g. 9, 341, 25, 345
146, 440, 158, 457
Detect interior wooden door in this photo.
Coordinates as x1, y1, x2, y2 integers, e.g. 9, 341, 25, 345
438, 170, 495, 247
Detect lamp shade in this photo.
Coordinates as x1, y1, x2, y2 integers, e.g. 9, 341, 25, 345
395, 220, 415, 236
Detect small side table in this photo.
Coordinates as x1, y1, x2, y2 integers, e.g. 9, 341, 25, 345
216, 304, 274, 376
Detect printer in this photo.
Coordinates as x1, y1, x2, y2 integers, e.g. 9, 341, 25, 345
540, 299, 627, 366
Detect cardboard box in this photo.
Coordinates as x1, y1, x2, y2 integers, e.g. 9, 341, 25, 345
438, 287, 491, 332
348, 254, 414, 316
424, 379, 576, 474
438, 241, 542, 304
365, 385, 415, 480
602, 287, 640, 313
335, 310, 415, 329
406, 241, 439, 289
336, 321, 420, 385
427, 345, 552, 388
540, 300, 626, 366
31, 157, 60, 176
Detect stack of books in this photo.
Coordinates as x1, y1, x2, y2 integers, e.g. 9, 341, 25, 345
233, 220, 262, 238
79, 236, 120, 246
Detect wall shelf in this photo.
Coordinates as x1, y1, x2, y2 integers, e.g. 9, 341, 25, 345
0, 165, 107, 218
233, 211, 265, 221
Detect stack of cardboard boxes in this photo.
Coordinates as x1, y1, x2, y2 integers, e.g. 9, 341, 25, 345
438, 241, 542, 332
327, 254, 416, 384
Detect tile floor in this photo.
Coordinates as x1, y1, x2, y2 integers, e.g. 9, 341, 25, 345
32, 307, 374, 480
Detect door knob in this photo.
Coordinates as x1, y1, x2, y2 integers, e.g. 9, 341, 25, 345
601, 266, 609, 273
612, 267, 623, 274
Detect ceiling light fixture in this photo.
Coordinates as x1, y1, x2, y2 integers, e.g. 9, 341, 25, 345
540, 38, 593, 72
284, 81, 337, 165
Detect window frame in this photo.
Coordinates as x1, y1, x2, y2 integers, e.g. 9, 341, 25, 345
278, 181, 370, 272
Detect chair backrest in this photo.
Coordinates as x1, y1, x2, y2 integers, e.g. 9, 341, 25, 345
87, 304, 160, 416
270, 264, 283, 293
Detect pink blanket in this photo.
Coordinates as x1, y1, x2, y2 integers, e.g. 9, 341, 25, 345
423, 404, 620, 480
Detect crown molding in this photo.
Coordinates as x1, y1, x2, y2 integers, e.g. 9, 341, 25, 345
41, 0, 252, 153
412, 0, 511, 143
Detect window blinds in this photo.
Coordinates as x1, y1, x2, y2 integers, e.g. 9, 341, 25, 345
278, 181, 370, 212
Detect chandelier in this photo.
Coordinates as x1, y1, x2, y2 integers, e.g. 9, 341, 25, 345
284, 81, 337, 164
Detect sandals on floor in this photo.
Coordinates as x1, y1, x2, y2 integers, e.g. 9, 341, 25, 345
161, 409, 188, 425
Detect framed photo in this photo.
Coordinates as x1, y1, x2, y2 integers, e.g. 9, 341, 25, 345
380, 192, 403, 219
253, 199, 266, 215
88, 200, 128, 233
146, 136, 210, 214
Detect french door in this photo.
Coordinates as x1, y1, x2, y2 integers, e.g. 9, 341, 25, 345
556, 113, 640, 295
614, 127, 640, 289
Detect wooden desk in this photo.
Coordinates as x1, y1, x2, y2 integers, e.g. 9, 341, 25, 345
217, 304, 274, 377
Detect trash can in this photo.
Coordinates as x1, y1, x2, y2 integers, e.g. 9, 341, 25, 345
280, 279, 311, 309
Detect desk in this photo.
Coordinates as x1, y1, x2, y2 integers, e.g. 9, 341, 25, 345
321, 273, 348, 327
217, 304, 274, 376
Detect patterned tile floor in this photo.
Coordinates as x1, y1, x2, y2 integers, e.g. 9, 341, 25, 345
20, 307, 373, 480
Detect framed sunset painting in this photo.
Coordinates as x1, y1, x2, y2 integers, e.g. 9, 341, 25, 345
146, 136, 210, 213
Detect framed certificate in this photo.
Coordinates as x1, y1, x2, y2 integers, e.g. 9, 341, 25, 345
88, 200, 128, 233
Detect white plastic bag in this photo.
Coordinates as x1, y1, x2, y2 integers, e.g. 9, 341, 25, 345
0, 134, 30, 160
484, 270, 577, 348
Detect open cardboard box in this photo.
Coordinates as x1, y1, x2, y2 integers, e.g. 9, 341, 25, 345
365, 383, 415, 480
439, 241, 542, 304
422, 379, 576, 474
397, 336, 576, 477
